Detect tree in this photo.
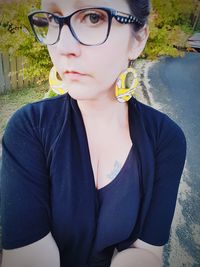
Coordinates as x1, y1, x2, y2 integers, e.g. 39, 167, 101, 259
0, 0, 51, 84
143, 0, 198, 58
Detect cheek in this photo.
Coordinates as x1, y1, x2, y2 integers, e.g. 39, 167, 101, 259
88, 32, 130, 85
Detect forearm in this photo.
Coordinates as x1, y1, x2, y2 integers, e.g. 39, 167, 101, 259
110, 247, 162, 267
2, 233, 60, 267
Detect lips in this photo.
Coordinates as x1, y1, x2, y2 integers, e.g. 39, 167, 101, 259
64, 70, 86, 76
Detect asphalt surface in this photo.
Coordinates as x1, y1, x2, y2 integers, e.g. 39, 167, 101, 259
140, 52, 200, 267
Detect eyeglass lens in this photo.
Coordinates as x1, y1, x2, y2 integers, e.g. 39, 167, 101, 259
31, 9, 110, 45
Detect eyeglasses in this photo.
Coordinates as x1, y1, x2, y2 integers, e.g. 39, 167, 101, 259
28, 7, 143, 46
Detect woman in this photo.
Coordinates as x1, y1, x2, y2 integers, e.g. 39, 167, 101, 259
0, 0, 187, 266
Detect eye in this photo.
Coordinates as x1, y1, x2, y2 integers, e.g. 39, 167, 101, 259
87, 13, 101, 24
47, 13, 60, 25
81, 11, 107, 25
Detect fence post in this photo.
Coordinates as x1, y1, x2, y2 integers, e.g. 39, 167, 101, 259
17, 57, 24, 88
10, 56, 17, 90
2, 53, 11, 92
0, 54, 6, 94
22, 57, 29, 88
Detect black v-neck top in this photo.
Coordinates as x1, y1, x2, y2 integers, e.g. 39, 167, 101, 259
93, 145, 140, 254
0, 93, 187, 267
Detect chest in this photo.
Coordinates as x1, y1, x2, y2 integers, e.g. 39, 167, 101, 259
85, 127, 133, 190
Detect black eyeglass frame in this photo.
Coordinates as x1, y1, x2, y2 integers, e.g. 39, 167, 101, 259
28, 7, 143, 46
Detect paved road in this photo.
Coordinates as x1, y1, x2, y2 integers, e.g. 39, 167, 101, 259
140, 52, 200, 267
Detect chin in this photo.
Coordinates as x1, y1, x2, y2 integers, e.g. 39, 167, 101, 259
67, 87, 97, 101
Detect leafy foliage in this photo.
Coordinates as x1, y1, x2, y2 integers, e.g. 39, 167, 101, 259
0, 0, 51, 84
143, 0, 199, 59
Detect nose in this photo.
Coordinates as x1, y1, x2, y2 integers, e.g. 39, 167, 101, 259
56, 24, 81, 57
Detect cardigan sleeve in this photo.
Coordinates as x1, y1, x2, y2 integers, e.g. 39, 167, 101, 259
0, 106, 51, 249
138, 115, 187, 246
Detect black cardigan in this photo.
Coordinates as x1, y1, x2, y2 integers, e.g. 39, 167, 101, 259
1, 93, 187, 266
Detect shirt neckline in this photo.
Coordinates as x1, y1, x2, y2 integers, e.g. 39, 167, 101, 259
97, 143, 134, 193
69, 94, 137, 193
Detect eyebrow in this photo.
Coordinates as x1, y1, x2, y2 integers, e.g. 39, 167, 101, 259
41, 1, 57, 10
74, 0, 112, 6
75, 0, 114, 9
42, 0, 113, 11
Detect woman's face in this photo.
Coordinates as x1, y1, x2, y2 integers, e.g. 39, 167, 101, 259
42, 0, 147, 101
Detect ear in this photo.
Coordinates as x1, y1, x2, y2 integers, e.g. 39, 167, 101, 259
128, 24, 149, 60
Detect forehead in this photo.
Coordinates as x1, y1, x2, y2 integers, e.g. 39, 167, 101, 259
41, 0, 130, 14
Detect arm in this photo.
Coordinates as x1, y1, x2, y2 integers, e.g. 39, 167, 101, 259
0, 107, 53, 263
111, 239, 163, 267
2, 233, 60, 267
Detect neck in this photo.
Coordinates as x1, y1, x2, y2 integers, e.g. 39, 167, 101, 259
77, 95, 129, 129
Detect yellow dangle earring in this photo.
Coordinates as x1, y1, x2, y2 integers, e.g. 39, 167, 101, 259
115, 60, 138, 103
49, 66, 68, 95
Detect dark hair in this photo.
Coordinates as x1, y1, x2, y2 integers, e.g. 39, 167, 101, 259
126, 0, 151, 31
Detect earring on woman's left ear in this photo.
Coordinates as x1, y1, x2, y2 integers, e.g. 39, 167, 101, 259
49, 66, 68, 95
115, 60, 138, 103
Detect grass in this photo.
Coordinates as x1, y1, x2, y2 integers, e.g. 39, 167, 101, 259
0, 83, 49, 142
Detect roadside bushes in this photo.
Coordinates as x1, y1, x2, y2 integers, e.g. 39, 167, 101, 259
143, 0, 199, 59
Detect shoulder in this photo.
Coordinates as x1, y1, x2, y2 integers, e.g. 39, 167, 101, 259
8, 94, 68, 128
2, 94, 70, 155
4, 94, 69, 136
135, 99, 186, 151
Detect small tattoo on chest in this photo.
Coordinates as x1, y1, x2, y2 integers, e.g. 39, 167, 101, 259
107, 160, 122, 180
